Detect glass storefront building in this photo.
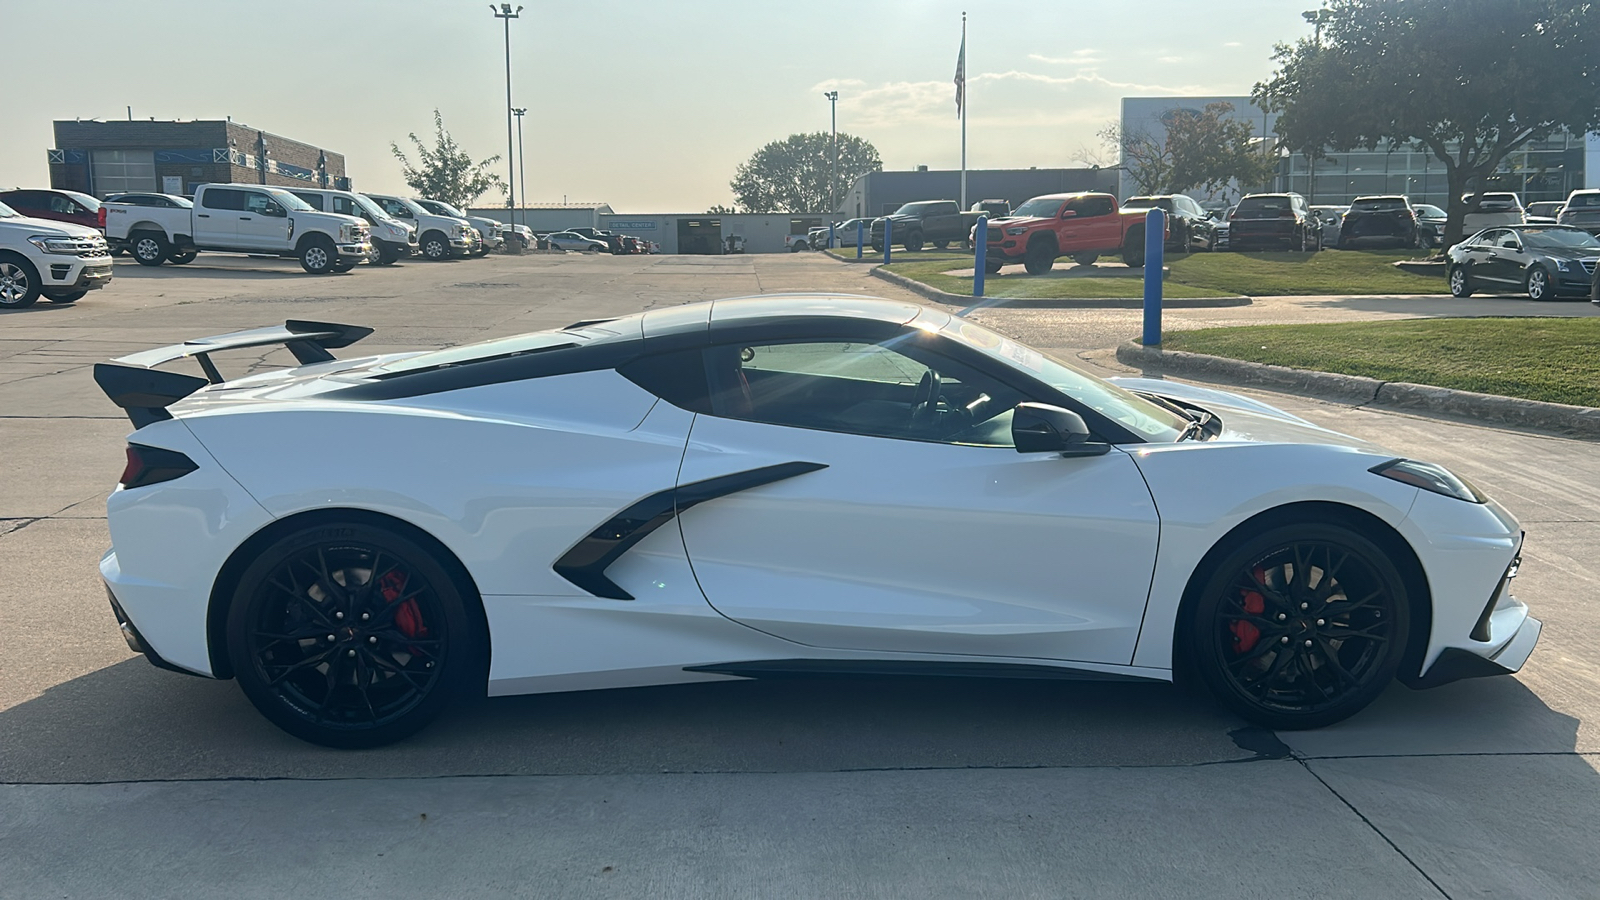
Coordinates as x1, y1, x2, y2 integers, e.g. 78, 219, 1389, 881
1274, 133, 1589, 207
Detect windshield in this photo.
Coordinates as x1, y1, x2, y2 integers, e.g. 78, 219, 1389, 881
267, 189, 314, 212
893, 202, 946, 216
64, 191, 102, 212
0, 201, 16, 218
1123, 197, 1173, 211
1014, 196, 1066, 218
433, 201, 467, 217
941, 318, 1188, 442
1414, 204, 1446, 218
1522, 228, 1600, 250
351, 194, 391, 220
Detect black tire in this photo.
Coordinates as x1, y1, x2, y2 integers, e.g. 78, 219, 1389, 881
46, 289, 88, 304
0, 254, 42, 308
790, 241, 807, 253
1023, 239, 1056, 275
1448, 264, 1474, 298
1071, 252, 1099, 267
983, 258, 1004, 275
299, 236, 338, 275
374, 245, 399, 266
225, 520, 480, 748
167, 250, 197, 265
421, 231, 451, 261
871, 241, 883, 253
903, 231, 924, 252
132, 231, 168, 267
933, 240, 950, 250
1186, 522, 1410, 730
1122, 230, 1146, 268
1525, 266, 1553, 301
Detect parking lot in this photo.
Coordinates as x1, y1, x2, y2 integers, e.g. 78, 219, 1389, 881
3, 251, 1599, 898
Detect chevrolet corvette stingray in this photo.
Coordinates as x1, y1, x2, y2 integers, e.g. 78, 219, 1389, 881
93, 295, 1539, 747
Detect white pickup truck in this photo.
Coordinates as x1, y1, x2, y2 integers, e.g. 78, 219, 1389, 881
104, 184, 371, 274
0, 198, 113, 308
363, 194, 475, 261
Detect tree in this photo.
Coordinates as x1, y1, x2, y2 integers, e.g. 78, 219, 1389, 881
390, 109, 505, 209
705, 204, 736, 214
1255, 0, 1600, 247
1164, 102, 1279, 199
1100, 103, 1276, 198
730, 132, 882, 213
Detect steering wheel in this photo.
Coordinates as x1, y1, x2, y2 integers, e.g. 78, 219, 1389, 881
909, 369, 942, 430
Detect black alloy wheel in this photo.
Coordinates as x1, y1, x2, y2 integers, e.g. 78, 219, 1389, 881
226, 521, 477, 748
1188, 523, 1409, 730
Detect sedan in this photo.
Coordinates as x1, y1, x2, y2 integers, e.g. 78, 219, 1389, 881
92, 297, 1538, 747
1446, 225, 1600, 300
547, 231, 608, 252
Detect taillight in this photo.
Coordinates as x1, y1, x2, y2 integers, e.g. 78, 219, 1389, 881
97, 207, 107, 229
119, 444, 198, 489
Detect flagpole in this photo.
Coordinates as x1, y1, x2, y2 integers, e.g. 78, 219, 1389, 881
959, 11, 967, 210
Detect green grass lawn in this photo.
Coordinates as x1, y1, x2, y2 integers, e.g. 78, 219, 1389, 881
859, 247, 1447, 299
1162, 318, 1600, 407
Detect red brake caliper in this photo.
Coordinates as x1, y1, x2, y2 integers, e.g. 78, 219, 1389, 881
378, 569, 428, 640
1230, 566, 1266, 654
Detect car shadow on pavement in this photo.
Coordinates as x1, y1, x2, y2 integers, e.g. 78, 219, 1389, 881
0, 656, 1582, 786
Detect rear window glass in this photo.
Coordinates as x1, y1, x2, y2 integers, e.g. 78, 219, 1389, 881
367, 321, 634, 376
1468, 194, 1521, 210
1123, 197, 1174, 211
1350, 197, 1407, 211
1568, 193, 1600, 209
1237, 196, 1290, 212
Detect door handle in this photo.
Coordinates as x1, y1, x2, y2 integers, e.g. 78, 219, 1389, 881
240, 216, 252, 220
197, 213, 210, 218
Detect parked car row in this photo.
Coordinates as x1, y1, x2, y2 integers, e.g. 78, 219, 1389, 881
0, 195, 112, 308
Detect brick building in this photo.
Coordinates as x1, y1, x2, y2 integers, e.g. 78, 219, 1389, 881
48, 119, 349, 198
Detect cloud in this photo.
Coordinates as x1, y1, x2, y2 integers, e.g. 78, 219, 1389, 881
1157, 56, 1183, 64
1224, 41, 1242, 47
1029, 49, 1103, 66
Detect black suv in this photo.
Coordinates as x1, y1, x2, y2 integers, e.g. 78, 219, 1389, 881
1228, 192, 1320, 251
1122, 194, 1216, 252
1339, 195, 1418, 249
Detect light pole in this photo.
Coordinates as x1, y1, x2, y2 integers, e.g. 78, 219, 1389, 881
512, 107, 527, 230
824, 91, 839, 215
491, 4, 522, 217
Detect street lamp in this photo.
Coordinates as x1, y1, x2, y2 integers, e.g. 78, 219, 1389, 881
491, 4, 523, 216
824, 90, 839, 214
512, 107, 527, 230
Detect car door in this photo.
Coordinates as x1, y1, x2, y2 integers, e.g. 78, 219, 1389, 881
1478, 230, 1521, 285
236, 191, 292, 250
673, 332, 1161, 666
194, 187, 243, 244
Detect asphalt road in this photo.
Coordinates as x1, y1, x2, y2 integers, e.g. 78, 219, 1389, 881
2, 250, 1597, 898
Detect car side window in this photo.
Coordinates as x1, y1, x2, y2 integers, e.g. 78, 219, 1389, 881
701, 338, 1024, 447
201, 188, 244, 211
242, 192, 280, 216
297, 193, 325, 211
50, 195, 78, 214
1497, 231, 1521, 250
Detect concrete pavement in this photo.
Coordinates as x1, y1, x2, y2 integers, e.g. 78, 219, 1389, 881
2, 251, 1597, 898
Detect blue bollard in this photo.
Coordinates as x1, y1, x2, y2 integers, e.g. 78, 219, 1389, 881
828, 222, 835, 251
1142, 208, 1166, 347
973, 215, 988, 298
856, 220, 864, 259
883, 219, 893, 265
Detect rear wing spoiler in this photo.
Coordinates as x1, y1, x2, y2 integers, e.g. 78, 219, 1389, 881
93, 319, 372, 428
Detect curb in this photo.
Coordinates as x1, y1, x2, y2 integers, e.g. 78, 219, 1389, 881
1115, 340, 1600, 439
823, 250, 877, 264
869, 266, 1254, 310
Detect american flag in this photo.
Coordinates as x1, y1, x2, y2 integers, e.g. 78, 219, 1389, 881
954, 35, 966, 117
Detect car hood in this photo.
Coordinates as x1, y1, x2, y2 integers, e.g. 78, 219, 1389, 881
1108, 376, 1389, 452
0, 215, 100, 239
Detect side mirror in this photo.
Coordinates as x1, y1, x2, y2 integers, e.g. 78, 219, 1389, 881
264, 205, 285, 217
1012, 403, 1110, 457
1060, 209, 1078, 218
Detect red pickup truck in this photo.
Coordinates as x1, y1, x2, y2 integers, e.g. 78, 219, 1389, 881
973, 192, 1164, 275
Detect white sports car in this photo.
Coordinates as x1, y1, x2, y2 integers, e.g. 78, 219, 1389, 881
93, 295, 1540, 747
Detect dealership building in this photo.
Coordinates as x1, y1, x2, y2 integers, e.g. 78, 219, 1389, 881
48, 119, 349, 197
1119, 96, 1599, 207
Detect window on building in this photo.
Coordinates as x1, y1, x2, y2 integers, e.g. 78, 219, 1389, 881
91, 150, 157, 195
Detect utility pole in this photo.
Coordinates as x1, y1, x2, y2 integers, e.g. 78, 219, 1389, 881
512, 108, 527, 229
491, 4, 523, 217
824, 91, 839, 215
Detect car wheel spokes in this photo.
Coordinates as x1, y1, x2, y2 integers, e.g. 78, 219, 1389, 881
1217, 541, 1393, 714
250, 542, 444, 729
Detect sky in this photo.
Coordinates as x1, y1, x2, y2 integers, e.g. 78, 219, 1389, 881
2, 0, 1314, 212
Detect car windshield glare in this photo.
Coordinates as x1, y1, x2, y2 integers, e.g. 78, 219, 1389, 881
0, 201, 17, 218
940, 318, 1189, 442
269, 190, 314, 212
1522, 228, 1600, 250
1013, 197, 1065, 218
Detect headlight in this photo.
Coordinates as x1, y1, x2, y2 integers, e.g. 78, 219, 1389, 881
1005, 226, 1028, 236
1371, 458, 1485, 503
455, 225, 469, 238
1554, 258, 1572, 272
26, 235, 80, 254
